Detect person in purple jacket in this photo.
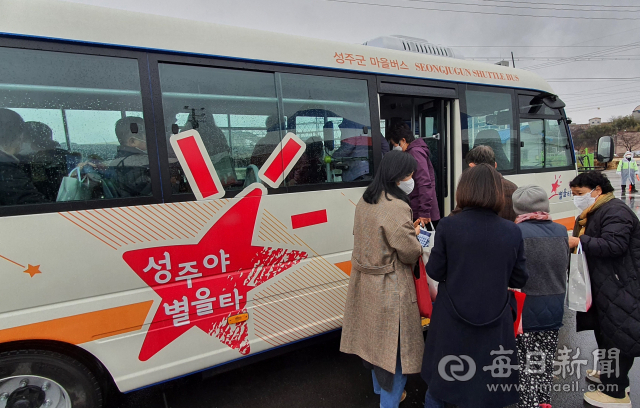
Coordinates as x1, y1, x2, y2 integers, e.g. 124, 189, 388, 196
386, 123, 440, 226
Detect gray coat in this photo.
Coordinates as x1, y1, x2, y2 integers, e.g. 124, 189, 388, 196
517, 220, 570, 331
340, 194, 424, 374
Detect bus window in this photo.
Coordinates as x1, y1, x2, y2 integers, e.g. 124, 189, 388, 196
463, 90, 515, 172
279, 74, 373, 185
159, 64, 282, 193
520, 118, 572, 170
0, 47, 150, 205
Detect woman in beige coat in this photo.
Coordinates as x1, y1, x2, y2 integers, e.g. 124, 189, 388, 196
340, 150, 424, 408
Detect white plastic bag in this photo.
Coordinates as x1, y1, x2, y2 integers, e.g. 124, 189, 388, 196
56, 167, 91, 202
420, 222, 438, 301
566, 242, 592, 312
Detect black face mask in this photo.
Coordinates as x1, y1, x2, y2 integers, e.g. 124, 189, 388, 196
627, 157, 632, 161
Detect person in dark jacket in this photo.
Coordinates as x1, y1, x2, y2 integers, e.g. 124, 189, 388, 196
451, 145, 517, 221
250, 115, 282, 170
512, 185, 570, 408
20, 121, 69, 201
332, 119, 372, 182
466, 145, 518, 222
0, 108, 47, 206
569, 171, 640, 408
386, 123, 440, 226
105, 116, 152, 197
422, 163, 528, 408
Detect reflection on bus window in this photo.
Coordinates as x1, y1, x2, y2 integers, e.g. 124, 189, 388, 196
280, 73, 373, 185
0, 47, 151, 205
520, 118, 572, 170
159, 66, 374, 192
464, 90, 515, 172
159, 64, 280, 192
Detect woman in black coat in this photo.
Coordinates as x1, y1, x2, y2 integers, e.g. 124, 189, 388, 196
422, 164, 528, 408
569, 171, 640, 407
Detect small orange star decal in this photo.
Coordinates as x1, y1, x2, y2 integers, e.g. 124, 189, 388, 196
23, 264, 41, 277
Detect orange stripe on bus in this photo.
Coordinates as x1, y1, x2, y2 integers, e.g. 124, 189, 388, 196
0, 301, 153, 345
335, 261, 352, 276
554, 216, 576, 231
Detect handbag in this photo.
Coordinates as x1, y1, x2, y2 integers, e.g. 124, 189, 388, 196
56, 167, 91, 202
566, 242, 592, 312
414, 258, 433, 318
509, 289, 526, 337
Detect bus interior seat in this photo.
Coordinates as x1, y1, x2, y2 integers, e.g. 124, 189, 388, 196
474, 129, 511, 171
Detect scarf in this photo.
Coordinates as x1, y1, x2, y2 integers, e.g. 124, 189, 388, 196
515, 211, 552, 224
572, 192, 615, 238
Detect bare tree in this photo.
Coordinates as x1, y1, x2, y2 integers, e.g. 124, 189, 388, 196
618, 131, 640, 153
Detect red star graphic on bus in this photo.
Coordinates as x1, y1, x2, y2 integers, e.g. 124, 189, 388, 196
122, 185, 307, 361
549, 175, 562, 199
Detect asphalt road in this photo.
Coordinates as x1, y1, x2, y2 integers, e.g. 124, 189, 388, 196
117, 170, 640, 408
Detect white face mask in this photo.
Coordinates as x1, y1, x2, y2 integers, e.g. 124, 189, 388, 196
398, 178, 415, 195
392, 145, 403, 151
573, 189, 596, 212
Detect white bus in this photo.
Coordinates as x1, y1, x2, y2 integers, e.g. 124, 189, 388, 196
0, 0, 577, 405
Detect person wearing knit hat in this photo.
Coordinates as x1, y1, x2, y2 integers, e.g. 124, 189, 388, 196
512, 184, 570, 408
512, 184, 550, 218
617, 151, 638, 195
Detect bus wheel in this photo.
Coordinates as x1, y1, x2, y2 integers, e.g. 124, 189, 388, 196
0, 349, 103, 408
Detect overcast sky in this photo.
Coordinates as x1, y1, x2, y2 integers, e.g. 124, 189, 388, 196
63, 0, 640, 124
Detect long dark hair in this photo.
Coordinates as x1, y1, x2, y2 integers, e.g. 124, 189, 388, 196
456, 163, 505, 213
363, 150, 417, 204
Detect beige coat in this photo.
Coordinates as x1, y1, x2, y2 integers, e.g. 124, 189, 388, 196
340, 194, 424, 374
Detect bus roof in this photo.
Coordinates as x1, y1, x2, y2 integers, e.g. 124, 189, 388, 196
0, 0, 555, 94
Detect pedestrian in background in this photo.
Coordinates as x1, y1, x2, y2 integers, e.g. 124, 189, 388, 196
512, 185, 570, 408
569, 171, 640, 408
421, 163, 528, 408
340, 150, 424, 408
386, 122, 440, 227
617, 151, 638, 195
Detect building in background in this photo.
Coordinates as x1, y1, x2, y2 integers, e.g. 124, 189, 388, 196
633, 105, 640, 121
589, 117, 602, 126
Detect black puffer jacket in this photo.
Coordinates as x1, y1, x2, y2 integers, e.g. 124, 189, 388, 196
577, 198, 640, 356
0, 150, 47, 206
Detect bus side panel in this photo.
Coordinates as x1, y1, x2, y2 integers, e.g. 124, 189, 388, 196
505, 169, 578, 227
0, 187, 361, 392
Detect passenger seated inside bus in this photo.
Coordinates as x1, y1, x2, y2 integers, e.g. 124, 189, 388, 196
292, 136, 325, 185
250, 115, 282, 169
0, 108, 48, 205
285, 109, 332, 186
183, 112, 237, 188
20, 121, 69, 201
332, 119, 372, 182
102, 116, 152, 198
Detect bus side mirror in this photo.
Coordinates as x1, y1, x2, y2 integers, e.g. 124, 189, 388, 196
597, 136, 615, 163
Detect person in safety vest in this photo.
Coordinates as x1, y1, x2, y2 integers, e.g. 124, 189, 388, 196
617, 151, 638, 195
